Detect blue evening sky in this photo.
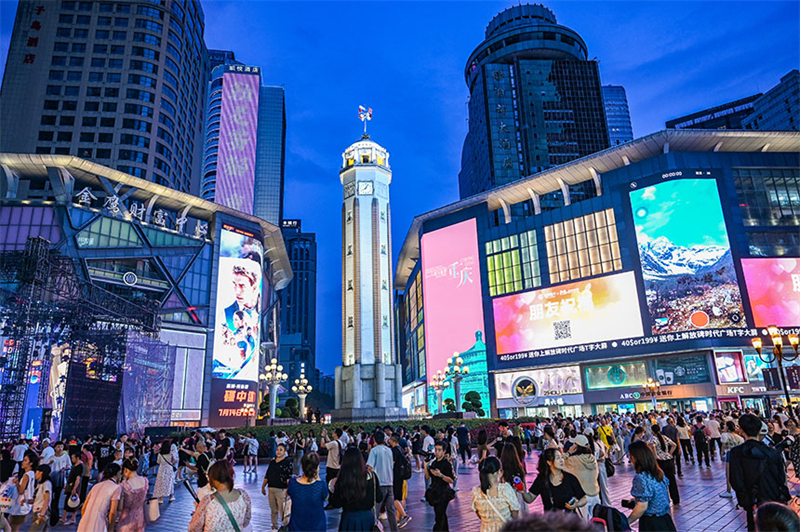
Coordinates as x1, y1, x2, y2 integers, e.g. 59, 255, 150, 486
1, 1, 797, 375
631, 179, 730, 249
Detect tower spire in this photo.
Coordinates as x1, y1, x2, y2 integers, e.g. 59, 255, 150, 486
358, 105, 373, 138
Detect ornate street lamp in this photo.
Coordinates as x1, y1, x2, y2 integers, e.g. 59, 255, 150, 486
260, 357, 288, 423
642, 378, 661, 411
751, 326, 799, 422
444, 352, 470, 413
430, 370, 450, 415
292, 365, 313, 421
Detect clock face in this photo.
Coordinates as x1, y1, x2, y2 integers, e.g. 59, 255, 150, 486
357, 181, 374, 195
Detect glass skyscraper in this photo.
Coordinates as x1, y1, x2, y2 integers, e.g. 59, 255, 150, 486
742, 70, 799, 132
254, 86, 286, 226
602, 85, 634, 147
459, 4, 609, 210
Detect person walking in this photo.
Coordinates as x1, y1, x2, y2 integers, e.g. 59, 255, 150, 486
261, 443, 292, 531
456, 423, 472, 468
625, 441, 676, 532
243, 432, 259, 476
692, 417, 711, 468
117, 459, 148, 532
471, 457, 520, 532
286, 453, 327, 532
366, 431, 398, 532
676, 417, 693, 465
650, 424, 679, 505
388, 434, 412, 529
291, 431, 306, 477
729, 414, 790, 532
586, 429, 611, 507
527, 448, 587, 512
29, 464, 52, 532
705, 414, 723, 461
77, 463, 123, 532
46, 441, 71, 527
562, 435, 601, 519
153, 440, 178, 504
61, 453, 85, 526
662, 417, 682, 478
425, 441, 455, 532
330, 447, 382, 531
7, 452, 37, 532
188, 461, 252, 532
719, 420, 745, 499
499, 443, 532, 515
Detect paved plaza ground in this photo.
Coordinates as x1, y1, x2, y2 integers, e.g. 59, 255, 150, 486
46, 450, 800, 532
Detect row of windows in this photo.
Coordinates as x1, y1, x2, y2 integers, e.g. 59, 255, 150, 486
544, 208, 622, 283
733, 168, 800, 227
61, 2, 131, 13
485, 230, 542, 297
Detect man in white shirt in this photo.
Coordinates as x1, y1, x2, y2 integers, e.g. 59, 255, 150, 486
48, 441, 71, 526
705, 414, 722, 460
339, 427, 351, 447
367, 431, 398, 532
11, 439, 29, 473
40, 439, 55, 464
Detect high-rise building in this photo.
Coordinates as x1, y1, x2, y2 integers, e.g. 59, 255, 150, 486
208, 48, 240, 71
0, 0, 208, 195
334, 134, 404, 421
602, 85, 634, 146
742, 70, 799, 132
459, 4, 609, 209
666, 94, 761, 130
201, 62, 262, 214
254, 86, 286, 226
278, 219, 316, 387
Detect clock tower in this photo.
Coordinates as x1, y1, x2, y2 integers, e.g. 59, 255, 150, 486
333, 133, 405, 421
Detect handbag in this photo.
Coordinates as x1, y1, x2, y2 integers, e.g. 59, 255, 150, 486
144, 498, 160, 523
605, 459, 616, 478
371, 473, 384, 532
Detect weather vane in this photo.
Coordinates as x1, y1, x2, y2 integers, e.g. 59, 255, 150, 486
358, 105, 373, 136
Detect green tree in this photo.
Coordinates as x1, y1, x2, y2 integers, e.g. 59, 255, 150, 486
444, 398, 456, 413
462, 391, 486, 417
282, 397, 300, 418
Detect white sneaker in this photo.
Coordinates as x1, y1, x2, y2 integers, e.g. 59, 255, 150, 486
719, 492, 733, 499
379, 513, 388, 520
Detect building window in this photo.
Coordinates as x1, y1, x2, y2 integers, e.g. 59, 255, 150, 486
734, 168, 800, 227
57, 132, 72, 142
545, 208, 622, 283
486, 230, 541, 296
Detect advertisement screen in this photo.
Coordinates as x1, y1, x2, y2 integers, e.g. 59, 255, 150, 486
631, 179, 746, 334
211, 225, 262, 426
216, 71, 260, 215
714, 350, 748, 384
420, 218, 488, 414
495, 366, 582, 405
493, 271, 644, 354
744, 354, 769, 383
584, 361, 648, 390
741, 258, 800, 327
648, 353, 710, 385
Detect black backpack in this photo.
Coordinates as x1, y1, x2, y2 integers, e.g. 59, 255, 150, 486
730, 441, 790, 508
395, 448, 412, 481
592, 504, 631, 531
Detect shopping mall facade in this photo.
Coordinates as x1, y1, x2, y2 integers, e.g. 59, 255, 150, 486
0, 154, 292, 439
394, 130, 800, 419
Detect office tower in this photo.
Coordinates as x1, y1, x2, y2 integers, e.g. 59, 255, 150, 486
459, 4, 609, 209
666, 94, 761, 130
278, 219, 316, 386
254, 86, 286, 226
334, 135, 404, 421
208, 48, 240, 71
201, 63, 261, 214
742, 70, 800, 132
0, 0, 208, 195
602, 85, 634, 146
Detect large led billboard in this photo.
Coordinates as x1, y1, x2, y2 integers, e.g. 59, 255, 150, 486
630, 179, 746, 334
420, 218, 488, 414
211, 225, 262, 426
494, 366, 582, 404
216, 71, 260, 215
741, 258, 800, 327
493, 271, 644, 354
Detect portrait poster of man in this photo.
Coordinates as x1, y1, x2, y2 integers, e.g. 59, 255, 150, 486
213, 227, 263, 382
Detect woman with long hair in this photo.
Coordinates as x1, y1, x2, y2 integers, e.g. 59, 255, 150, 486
292, 431, 306, 477
330, 448, 381, 531
476, 430, 490, 463
542, 426, 559, 450
471, 457, 519, 532
626, 441, 676, 532
153, 439, 178, 504
117, 458, 149, 532
719, 420, 744, 499
286, 452, 327, 532
29, 464, 52, 532
675, 416, 693, 465
586, 429, 611, 507
527, 448, 587, 512
188, 460, 252, 532
78, 463, 123, 532
650, 425, 679, 505
500, 443, 533, 514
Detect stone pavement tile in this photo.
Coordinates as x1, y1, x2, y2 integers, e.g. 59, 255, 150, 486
44, 450, 796, 532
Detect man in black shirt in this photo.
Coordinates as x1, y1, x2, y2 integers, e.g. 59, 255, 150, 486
456, 422, 471, 467
191, 440, 214, 502
426, 441, 455, 531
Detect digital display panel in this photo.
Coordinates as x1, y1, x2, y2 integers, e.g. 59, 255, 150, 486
741, 258, 800, 327
420, 218, 488, 414
216, 71, 260, 215
493, 271, 644, 354
495, 366, 582, 404
714, 350, 748, 384
744, 354, 769, 383
584, 361, 648, 390
631, 179, 746, 334
648, 353, 711, 385
211, 225, 262, 426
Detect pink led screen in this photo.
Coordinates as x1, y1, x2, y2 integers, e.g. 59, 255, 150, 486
741, 258, 800, 327
420, 219, 485, 384
493, 271, 644, 354
216, 71, 260, 215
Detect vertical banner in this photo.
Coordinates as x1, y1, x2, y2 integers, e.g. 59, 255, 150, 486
741, 258, 800, 327
420, 219, 488, 415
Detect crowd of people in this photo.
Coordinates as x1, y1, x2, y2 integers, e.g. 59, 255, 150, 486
0, 406, 798, 532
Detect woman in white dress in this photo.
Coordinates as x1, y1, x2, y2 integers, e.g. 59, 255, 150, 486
152, 439, 178, 503
77, 463, 122, 532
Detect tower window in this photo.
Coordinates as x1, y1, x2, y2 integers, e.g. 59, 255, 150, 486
361, 155, 370, 163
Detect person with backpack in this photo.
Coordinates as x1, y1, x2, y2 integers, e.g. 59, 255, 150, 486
390, 434, 413, 528
729, 414, 790, 532
366, 431, 398, 532
692, 416, 711, 468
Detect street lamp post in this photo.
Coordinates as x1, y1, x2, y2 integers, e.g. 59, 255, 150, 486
292, 366, 313, 422
260, 357, 288, 424
444, 353, 470, 413
642, 378, 661, 411
751, 326, 799, 422
430, 370, 450, 415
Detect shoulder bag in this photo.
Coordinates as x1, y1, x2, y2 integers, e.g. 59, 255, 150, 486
480, 488, 508, 523
214, 491, 253, 532
370, 473, 385, 532
144, 497, 160, 523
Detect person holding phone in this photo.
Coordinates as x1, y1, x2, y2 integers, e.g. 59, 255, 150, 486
528, 449, 587, 513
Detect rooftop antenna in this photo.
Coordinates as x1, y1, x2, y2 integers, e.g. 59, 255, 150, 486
358, 105, 373, 138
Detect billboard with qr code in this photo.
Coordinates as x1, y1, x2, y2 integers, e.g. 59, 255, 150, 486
492, 271, 644, 354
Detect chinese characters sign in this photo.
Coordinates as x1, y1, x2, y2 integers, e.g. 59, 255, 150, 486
208, 380, 258, 427
741, 258, 800, 327
493, 271, 644, 355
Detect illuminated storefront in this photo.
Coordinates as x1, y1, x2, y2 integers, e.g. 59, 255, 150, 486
394, 130, 799, 416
